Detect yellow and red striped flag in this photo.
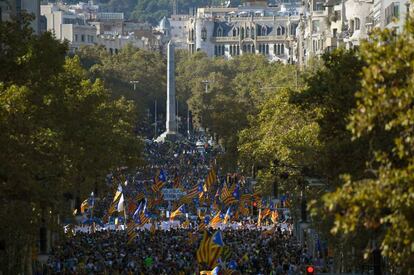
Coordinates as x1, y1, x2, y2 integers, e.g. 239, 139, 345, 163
271, 210, 279, 224
203, 168, 217, 193
170, 205, 185, 221
209, 211, 221, 228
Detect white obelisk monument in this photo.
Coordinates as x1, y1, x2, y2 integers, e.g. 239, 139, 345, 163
156, 41, 181, 142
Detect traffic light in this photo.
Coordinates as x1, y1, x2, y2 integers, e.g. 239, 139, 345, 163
306, 266, 314, 275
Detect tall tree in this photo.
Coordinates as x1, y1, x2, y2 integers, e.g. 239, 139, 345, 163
323, 16, 414, 272
0, 16, 142, 273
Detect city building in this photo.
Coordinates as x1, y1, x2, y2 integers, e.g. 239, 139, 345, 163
368, 0, 410, 34
169, 14, 191, 49
40, 2, 166, 54
182, 0, 408, 66
0, 0, 42, 34
41, 3, 97, 53
186, 0, 302, 63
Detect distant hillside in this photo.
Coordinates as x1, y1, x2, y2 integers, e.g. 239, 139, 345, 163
98, 0, 241, 25
57, 0, 242, 24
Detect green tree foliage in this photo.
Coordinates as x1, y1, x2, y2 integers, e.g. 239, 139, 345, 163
238, 88, 320, 193
177, 53, 297, 171
291, 49, 368, 182
323, 18, 414, 271
0, 16, 142, 273
76, 45, 166, 137
129, 0, 238, 24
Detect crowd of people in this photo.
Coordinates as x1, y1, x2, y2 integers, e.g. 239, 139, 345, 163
42, 138, 318, 274
45, 225, 311, 274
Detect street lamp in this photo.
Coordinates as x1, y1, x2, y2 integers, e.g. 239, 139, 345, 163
130, 80, 139, 91
201, 80, 210, 93
406, 2, 411, 22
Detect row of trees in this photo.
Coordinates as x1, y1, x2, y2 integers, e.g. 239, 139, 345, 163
76, 44, 167, 136
0, 16, 142, 273
176, 52, 299, 171
176, 16, 414, 273
3, 8, 413, 274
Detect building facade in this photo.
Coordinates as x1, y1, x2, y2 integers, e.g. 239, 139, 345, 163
1, 0, 42, 34
41, 3, 97, 53
40, 2, 166, 54
186, 0, 301, 64
184, 0, 411, 65
169, 14, 191, 49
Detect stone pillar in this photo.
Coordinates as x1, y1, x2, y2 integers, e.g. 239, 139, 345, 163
166, 41, 177, 133
155, 41, 182, 142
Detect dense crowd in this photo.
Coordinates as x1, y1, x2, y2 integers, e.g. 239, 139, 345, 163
41, 139, 316, 274
45, 225, 310, 274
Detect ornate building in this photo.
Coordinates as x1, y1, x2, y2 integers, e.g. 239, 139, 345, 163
187, 0, 302, 64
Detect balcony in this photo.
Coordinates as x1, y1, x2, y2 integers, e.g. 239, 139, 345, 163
212, 36, 239, 42
256, 35, 288, 41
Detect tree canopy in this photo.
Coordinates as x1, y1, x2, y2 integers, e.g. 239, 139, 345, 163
0, 15, 142, 273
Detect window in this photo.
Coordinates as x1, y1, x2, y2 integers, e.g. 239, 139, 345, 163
233, 28, 237, 36
217, 26, 223, 37
201, 27, 207, 41
349, 20, 354, 33
74, 34, 78, 42
274, 44, 284, 55
251, 28, 255, 38
81, 34, 85, 42
313, 0, 325, 11
334, 10, 341, 21
333, 28, 337, 38
355, 17, 361, 30
290, 24, 297, 36
265, 44, 269, 54
277, 26, 284, 36
394, 4, 400, 19
241, 27, 245, 39
261, 26, 267, 36
385, 3, 400, 25
246, 27, 250, 38
312, 21, 320, 33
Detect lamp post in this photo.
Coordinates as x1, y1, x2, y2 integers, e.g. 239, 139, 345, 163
405, 2, 411, 22
154, 100, 157, 138
187, 105, 191, 139
201, 80, 210, 93
130, 80, 139, 91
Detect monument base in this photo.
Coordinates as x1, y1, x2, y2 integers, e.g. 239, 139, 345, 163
155, 131, 183, 143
